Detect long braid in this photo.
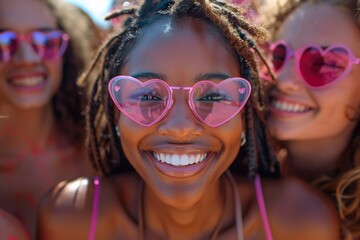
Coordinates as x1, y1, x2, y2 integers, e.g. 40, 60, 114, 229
85, 0, 279, 178
245, 105, 258, 179
88, 77, 107, 174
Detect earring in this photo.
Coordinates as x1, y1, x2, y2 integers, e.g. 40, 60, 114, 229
115, 126, 120, 137
241, 132, 246, 146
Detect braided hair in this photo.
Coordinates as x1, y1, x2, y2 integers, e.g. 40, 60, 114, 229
81, 0, 279, 180
260, 0, 360, 239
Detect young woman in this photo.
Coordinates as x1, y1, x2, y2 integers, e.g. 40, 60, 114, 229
260, 0, 360, 238
37, 0, 339, 239
0, 0, 98, 237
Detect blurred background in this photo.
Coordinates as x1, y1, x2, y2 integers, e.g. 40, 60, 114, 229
65, 0, 113, 29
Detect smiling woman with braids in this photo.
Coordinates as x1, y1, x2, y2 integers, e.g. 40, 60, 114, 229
259, 0, 360, 239
37, 0, 339, 239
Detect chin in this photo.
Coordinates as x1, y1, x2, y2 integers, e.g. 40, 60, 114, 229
12, 98, 52, 110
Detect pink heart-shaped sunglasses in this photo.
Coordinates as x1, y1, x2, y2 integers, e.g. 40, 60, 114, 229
108, 75, 251, 127
270, 40, 360, 89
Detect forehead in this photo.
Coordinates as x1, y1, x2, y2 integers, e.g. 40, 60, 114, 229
0, 0, 57, 31
277, 3, 360, 51
122, 17, 240, 82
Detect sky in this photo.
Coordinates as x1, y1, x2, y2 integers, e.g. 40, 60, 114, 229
64, 0, 114, 29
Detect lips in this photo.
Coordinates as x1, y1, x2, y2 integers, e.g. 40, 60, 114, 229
7, 73, 47, 92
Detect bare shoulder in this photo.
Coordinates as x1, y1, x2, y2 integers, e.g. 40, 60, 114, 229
263, 177, 340, 240
37, 176, 112, 239
37, 173, 141, 240
0, 208, 30, 240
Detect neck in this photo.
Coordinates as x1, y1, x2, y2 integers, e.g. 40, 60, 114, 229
284, 128, 353, 182
0, 104, 55, 152
143, 175, 230, 239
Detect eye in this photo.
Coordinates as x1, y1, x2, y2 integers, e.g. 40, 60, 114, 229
197, 91, 231, 102
129, 88, 163, 102
323, 62, 345, 70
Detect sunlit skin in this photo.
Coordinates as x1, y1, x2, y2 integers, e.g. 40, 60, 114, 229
267, 3, 360, 180
116, 18, 246, 238
0, 0, 90, 238
37, 17, 339, 240
119, 17, 243, 211
0, 208, 30, 240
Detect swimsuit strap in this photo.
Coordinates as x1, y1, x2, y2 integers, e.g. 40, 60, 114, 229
226, 170, 245, 240
88, 176, 101, 240
254, 175, 273, 240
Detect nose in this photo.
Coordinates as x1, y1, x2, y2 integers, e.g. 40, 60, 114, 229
12, 40, 41, 63
158, 95, 203, 140
276, 58, 303, 93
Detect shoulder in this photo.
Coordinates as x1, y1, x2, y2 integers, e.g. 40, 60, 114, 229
263, 176, 340, 240
0, 209, 31, 240
37, 176, 102, 239
37, 174, 141, 240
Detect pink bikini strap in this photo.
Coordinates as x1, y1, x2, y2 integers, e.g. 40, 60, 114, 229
88, 176, 101, 240
254, 175, 273, 240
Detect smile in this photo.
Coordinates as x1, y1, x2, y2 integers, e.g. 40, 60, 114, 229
271, 99, 311, 113
153, 152, 207, 167
10, 76, 45, 87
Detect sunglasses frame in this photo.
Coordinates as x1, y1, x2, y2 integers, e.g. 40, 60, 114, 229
270, 40, 360, 89
108, 75, 252, 127
0, 30, 69, 62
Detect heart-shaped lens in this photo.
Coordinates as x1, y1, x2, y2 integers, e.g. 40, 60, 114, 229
32, 31, 68, 59
190, 78, 251, 127
299, 46, 349, 88
0, 32, 17, 62
272, 43, 287, 72
108, 76, 171, 126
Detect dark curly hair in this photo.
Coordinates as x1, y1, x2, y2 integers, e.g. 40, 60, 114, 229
80, 0, 279, 181
39, 0, 101, 144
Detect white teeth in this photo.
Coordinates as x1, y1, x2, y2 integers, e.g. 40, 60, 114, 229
10, 76, 45, 87
272, 99, 309, 113
153, 153, 207, 166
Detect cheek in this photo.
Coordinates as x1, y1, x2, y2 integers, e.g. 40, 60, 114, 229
45, 59, 63, 90
315, 79, 360, 112
117, 116, 146, 162
219, 114, 243, 146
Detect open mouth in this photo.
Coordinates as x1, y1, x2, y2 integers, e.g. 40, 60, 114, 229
8, 75, 47, 92
270, 98, 312, 113
147, 151, 216, 178
153, 152, 207, 166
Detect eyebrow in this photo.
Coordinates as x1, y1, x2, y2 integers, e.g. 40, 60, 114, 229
195, 72, 232, 81
131, 72, 232, 82
131, 72, 167, 80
